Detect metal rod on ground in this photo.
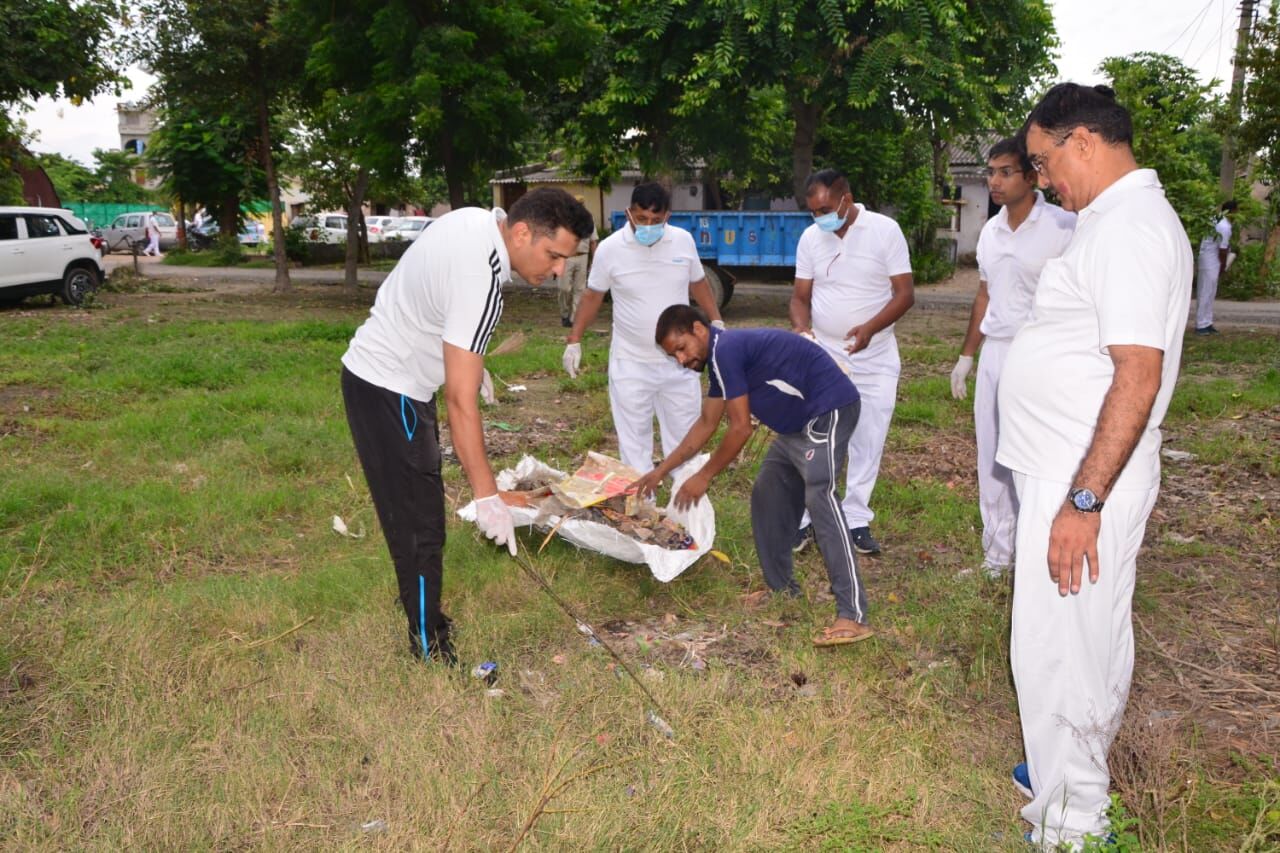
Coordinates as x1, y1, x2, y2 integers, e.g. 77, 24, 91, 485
509, 549, 672, 728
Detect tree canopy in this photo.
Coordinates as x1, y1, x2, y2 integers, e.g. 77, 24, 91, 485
1101, 52, 1221, 242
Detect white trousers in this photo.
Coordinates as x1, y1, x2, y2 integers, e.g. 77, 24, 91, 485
608, 356, 701, 474
975, 338, 1017, 567
145, 233, 161, 256
840, 368, 897, 527
1011, 473, 1158, 849
1195, 256, 1219, 329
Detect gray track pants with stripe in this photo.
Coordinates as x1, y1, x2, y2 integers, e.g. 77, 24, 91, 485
750, 401, 868, 623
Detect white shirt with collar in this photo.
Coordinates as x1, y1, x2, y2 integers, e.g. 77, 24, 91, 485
1198, 215, 1231, 260
997, 169, 1193, 491
342, 207, 511, 401
587, 222, 705, 363
794, 204, 912, 374
976, 191, 1076, 340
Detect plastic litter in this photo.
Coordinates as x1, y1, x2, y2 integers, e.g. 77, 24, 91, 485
361, 820, 388, 834
646, 710, 675, 739
471, 661, 498, 686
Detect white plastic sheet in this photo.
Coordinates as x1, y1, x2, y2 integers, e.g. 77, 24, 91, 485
457, 454, 715, 582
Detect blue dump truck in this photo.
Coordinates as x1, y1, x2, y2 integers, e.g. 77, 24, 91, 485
610, 211, 813, 307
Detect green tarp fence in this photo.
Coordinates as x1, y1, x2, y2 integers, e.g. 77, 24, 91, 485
62, 201, 274, 230
63, 202, 153, 231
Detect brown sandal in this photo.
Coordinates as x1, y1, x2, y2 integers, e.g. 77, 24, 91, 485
812, 622, 874, 647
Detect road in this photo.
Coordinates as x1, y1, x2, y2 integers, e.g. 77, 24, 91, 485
105, 254, 1280, 329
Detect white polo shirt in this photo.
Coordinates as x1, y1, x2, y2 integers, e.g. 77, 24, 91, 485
997, 169, 1192, 491
976, 192, 1076, 340
588, 223, 705, 363
795, 205, 912, 374
342, 207, 511, 401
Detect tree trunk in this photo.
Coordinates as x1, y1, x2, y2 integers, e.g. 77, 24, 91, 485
256, 90, 291, 293
344, 167, 371, 294
440, 131, 464, 209
176, 198, 187, 250
790, 98, 820, 207
220, 195, 238, 234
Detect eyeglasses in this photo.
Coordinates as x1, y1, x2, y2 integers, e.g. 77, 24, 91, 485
1029, 133, 1071, 174
982, 166, 1024, 179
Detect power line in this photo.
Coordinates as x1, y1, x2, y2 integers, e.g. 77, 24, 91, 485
1180, 0, 1217, 63
1163, 0, 1218, 55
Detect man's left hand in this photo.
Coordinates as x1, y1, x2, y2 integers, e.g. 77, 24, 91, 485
673, 471, 710, 511
844, 323, 871, 354
1047, 502, 1101, 596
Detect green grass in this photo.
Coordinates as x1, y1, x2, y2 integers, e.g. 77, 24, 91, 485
161, 249, 276, 268
0, 287, 1275, 850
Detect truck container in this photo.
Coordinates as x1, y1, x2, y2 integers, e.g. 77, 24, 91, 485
610, 211, 813, 307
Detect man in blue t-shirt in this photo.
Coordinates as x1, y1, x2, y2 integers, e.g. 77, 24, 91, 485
632, 305, 873, 646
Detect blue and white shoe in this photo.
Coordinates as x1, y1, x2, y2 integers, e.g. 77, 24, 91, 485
1013, 762, 1034, 799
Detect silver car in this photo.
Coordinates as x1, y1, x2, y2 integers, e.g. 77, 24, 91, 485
102, 211, 179, 253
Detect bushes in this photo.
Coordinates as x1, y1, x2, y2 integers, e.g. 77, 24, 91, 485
1220, 242, 1280, 301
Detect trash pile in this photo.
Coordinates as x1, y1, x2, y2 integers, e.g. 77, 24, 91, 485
458, 452, 715, 582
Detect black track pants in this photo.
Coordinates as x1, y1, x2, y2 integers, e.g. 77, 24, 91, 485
341, 367, 452, 660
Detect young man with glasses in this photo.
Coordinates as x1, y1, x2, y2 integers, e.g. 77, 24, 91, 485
997, 84, 1192, 849
790, 169, 915, 557
949, 137, 1075, 578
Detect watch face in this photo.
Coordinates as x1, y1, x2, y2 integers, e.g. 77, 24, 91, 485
1072, 489, 1097, 511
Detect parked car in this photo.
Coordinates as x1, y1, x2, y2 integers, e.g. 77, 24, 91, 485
289, 213, 347, 243
101, 211, 179, 253
385, 216, 433, 241
365, 215, 399, 243
190, 220, 268, 249
0, 206, 106, 305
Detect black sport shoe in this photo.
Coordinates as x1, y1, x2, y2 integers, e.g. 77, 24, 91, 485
1194, 325, 1219, 335
561, 316, 572, 327
792, 524, 814, 553
849, 526, 881, 555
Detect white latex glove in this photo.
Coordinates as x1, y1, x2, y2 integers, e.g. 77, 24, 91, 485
475, 494, 517, 556
562, 342, 582, 378
711, 319, 726, 330
479, 369, 496, 405
950, 355, 974, 400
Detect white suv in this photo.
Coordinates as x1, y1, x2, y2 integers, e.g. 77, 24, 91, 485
0, 207, 106, 305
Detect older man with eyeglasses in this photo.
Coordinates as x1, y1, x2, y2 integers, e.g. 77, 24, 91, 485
949, 136, 1075, 579
997, 84, 1192, 849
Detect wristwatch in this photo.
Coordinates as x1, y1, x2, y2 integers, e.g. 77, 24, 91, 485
1068, 487, 1104, 513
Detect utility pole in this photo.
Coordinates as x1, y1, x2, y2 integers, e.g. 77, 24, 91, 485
1220, 0, 1257, 197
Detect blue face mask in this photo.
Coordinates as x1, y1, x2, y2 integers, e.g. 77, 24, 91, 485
813, 198, 849, 232
632, 212, 670, 245
633, 222, 665, 246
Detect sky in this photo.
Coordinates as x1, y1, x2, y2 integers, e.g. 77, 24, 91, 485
19, 0, 1252, 166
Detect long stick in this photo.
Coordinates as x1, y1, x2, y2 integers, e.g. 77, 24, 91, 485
510, 550, 668, 719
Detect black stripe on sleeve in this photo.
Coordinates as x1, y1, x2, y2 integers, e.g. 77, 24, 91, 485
468, 252, 504, 353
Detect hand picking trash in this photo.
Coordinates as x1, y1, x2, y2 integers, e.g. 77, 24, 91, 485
458, 452, 715, 582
